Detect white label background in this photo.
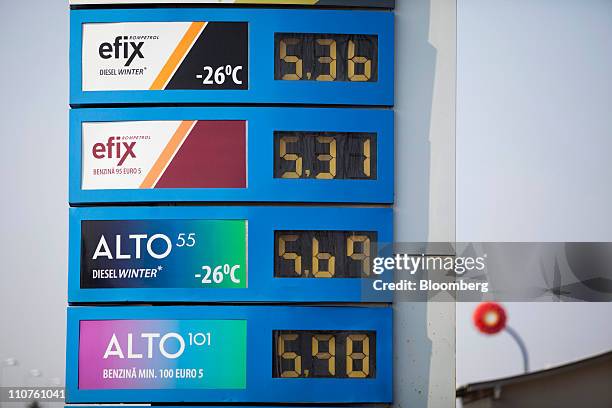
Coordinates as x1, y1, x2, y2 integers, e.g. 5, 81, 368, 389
82, 22, 193, 91
82, 121, 184, 189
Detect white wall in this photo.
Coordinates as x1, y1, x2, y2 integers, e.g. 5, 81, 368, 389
395, 0, 456, 407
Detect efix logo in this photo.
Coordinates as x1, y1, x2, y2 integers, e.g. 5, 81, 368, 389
98, 36, 144, 67
92, 137, 136, 166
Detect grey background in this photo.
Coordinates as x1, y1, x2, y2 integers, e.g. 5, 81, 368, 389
0, 1, 611, 408
456, 0, 612, 389
0, 0, 68, 389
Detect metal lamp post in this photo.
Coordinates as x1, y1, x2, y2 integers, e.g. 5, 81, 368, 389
473, 302, 530, 373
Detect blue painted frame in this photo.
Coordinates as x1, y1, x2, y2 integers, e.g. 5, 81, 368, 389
69, 206, 393, 303
69, 107, 394, 204
69, 0, 395, 8
67, 406, 379, 408
65, 305, 393, 403
70, 8, 394, 106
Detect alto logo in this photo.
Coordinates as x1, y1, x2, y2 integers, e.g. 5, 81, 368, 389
98, 36, 144, 67
92, 137, 136, 166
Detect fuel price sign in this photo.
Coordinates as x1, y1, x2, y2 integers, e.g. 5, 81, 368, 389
69, 206, 392, 303
65, 306, 392, 403
70, 8, 393, 105
70, 107, 393, 204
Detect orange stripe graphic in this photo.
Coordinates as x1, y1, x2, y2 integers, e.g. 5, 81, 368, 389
140, 121, 196, 188
150, 22, 206, 90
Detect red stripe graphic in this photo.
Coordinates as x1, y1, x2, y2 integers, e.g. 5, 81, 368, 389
155, 120, 247, 188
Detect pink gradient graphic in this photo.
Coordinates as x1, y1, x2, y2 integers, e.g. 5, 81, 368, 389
78, 319, 246, 390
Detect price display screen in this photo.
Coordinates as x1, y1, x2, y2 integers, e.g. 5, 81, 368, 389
275, 34, 378, 82
274, 131, 376, 180
274, 231, 377, 278
273, 330, 376, 378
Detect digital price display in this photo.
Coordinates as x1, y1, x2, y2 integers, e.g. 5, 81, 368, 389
70, 8, 393, 105
69, 107, 393, 204
69, 206, 393, 303
274, 131, 377, 180
66, 306, 392, 403
275, 34, 377, 82
275, 231, 377, 278
273, 330, 375, 378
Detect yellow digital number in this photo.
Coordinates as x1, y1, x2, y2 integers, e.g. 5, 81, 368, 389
316, 39, 337, 81
278, 234, 302, 276
315, 136, 337, 179
312, 334, 336, 376
348, 40, 372, 82
312, 237, 336, 278
362, 138, 371, 177
347, 235, 371, 276
279, 136, 303, 178
278, 334, 302, 377
346, 334, 370, 378
280, 38, 303, 80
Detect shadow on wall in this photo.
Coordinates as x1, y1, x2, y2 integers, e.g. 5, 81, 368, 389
394, 0, 439, 407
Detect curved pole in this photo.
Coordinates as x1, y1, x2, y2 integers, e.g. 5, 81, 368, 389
505, 325, 530, 373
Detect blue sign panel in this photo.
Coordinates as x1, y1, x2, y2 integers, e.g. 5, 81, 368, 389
69, 206, 393, 303
65, 305, 392, 403
70, 107, 393, 204
69, 0, 395, 8
70, 8, 393, 105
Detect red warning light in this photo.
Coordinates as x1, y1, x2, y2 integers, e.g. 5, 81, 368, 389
473, 302, 507, 335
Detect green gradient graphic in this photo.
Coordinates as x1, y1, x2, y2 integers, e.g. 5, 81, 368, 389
81, 219, 247, 289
